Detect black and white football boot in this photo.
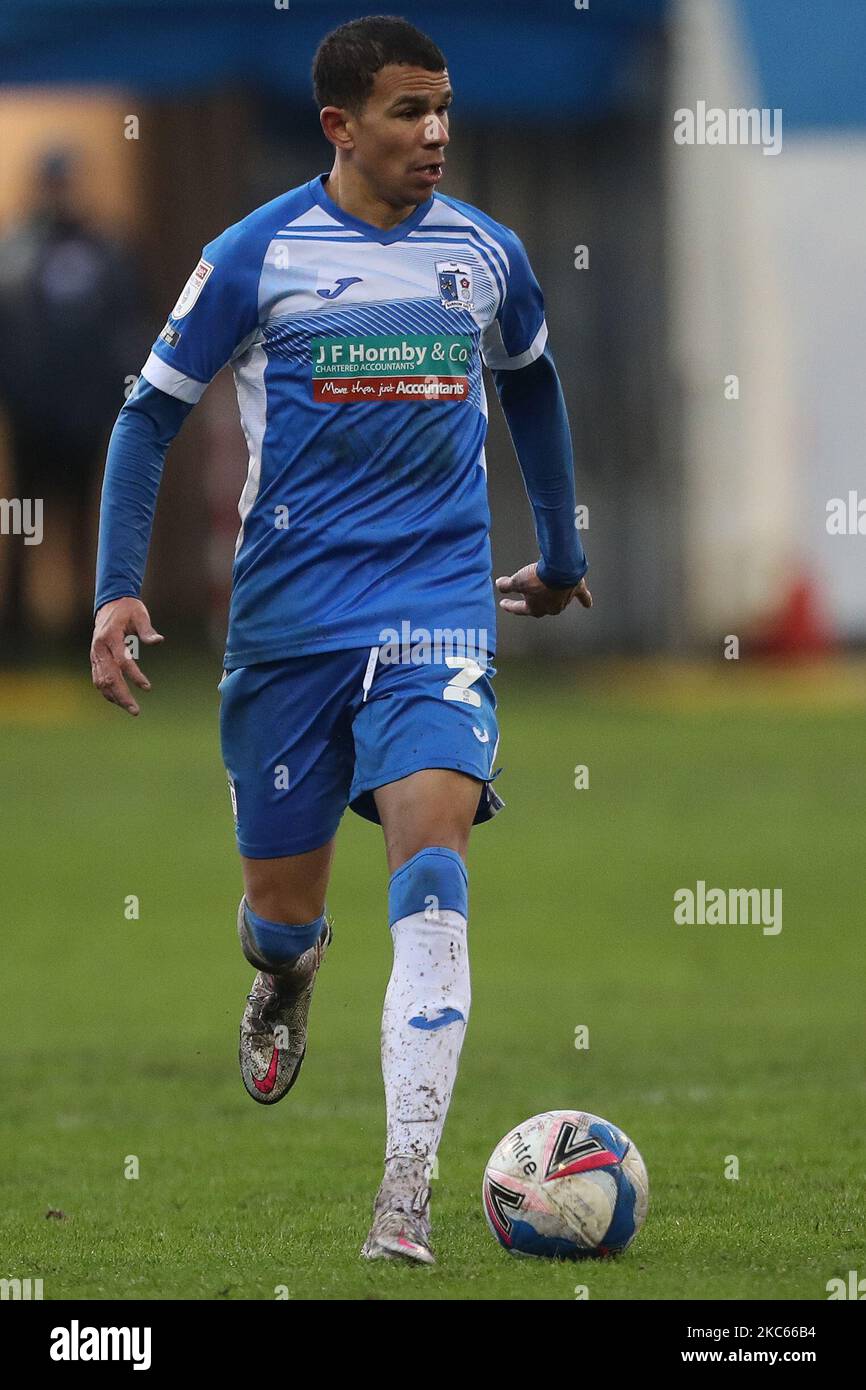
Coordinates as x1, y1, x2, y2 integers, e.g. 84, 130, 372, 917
361, 1157, 435, 1265
237, 900, 332, 1105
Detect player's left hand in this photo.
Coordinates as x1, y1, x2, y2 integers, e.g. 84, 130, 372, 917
496, 563, 592, 618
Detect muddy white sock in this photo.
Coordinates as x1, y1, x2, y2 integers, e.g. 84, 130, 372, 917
381, 848, 471, 1183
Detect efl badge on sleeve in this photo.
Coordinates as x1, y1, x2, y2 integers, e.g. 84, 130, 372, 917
171, 257, 214, 319
436, 261, 474, 310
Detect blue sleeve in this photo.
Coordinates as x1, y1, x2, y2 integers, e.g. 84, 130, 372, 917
481, 229, 548, 371
492, 342, 588, 589
139, 222, 263, 403
93, 377, 193, 615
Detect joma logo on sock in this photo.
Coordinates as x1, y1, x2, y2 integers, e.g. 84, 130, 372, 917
673, 881, 782, 935
409, 1007, 465, 1031
49, 1320, 152, 1370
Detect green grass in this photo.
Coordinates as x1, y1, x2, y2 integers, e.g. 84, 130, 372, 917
1, 658, 864, 1300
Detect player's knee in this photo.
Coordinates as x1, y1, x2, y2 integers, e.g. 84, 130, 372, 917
388, 845, 468, 928
242, 858, 327, 928
392, 823, 472, 869
237, 897, 326, 971
245, 885, 326, 926
378, 771, 480, 869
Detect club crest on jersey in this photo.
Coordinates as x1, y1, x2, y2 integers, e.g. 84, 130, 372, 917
171, 257, 214, 319
436, 260, 474, 310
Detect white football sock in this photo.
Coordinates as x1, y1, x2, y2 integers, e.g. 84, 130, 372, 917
381, 908, 471, 1185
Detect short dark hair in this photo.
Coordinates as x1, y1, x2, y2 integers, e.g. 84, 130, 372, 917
312, 15, 446, 117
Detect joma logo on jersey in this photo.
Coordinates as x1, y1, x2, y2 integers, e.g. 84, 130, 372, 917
436, 261, 474, 310
317, 276, 363, 299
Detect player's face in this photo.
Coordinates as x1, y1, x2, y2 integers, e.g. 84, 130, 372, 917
352, 64, 452, 205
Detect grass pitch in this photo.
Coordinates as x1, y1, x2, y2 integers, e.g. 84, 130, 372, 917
1, 656, 864, 1300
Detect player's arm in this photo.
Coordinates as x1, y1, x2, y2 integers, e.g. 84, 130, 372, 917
491, 343, 590, 617
91, 229, 262, 713
91, 380, 191, 715
481, 230, 590, 619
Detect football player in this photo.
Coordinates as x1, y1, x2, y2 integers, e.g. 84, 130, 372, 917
91, 15, 590, 1264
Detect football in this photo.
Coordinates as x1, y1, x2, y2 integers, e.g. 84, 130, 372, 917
483, 1109, 649, 1259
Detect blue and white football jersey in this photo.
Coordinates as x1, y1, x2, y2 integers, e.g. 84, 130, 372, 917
142, 173, 549, 668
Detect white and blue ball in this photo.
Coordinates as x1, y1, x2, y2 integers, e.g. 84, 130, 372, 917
483, 1109, 649, 1259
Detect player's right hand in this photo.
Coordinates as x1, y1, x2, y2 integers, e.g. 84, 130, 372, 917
90, 597, 164, 717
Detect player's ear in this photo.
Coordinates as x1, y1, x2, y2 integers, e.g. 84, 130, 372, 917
320, 106, 354, 152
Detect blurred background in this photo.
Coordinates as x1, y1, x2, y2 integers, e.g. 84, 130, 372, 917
1, 0, 863, 661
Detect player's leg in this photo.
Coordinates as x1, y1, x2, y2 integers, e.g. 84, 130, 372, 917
219, 656, 355, 1104
362, 769, 479, 1263
350, 651, 502, 1261
375, 766, 478, 873
236, 843, 336, 1105
243, 840, 335, 924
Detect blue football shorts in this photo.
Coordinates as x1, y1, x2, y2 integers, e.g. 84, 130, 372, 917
218, 646, 503, 858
